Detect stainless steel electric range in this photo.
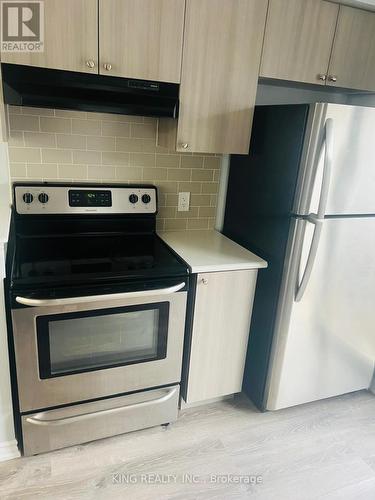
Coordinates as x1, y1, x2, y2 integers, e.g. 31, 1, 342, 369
5, 183, 190, 456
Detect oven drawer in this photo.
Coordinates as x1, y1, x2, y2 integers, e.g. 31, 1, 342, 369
22, 385, 179, 456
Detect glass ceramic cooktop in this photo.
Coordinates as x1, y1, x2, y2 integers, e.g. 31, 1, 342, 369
14, 233, 188, 285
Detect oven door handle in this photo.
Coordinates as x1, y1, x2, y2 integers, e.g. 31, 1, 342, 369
15, 282, 186, 307
25, 387, 178, 427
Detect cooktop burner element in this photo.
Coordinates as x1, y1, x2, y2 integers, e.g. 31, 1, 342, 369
8, 183, 189, 290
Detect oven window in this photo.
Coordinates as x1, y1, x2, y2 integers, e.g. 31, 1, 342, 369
36, 303, 169, 378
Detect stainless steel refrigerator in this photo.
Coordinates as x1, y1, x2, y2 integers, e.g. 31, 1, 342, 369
223, 103, 375, 411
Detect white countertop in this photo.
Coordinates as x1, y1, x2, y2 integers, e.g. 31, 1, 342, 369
158, 230, 267, 273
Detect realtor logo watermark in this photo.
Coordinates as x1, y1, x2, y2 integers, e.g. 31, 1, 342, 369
1, 1, 44, 52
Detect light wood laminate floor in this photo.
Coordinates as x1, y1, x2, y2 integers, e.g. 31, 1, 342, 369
1, 391, 375, 499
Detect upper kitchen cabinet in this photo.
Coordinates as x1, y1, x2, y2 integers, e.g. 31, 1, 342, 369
169, 0, 268, 154
327, 6, 375, 91
99, 0, 185, 83
260, 0, 339, 86
0, 0, 98, 74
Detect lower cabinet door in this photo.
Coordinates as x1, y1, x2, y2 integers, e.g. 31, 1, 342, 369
186, 270, 257, 404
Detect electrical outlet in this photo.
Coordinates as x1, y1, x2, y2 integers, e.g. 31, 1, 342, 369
178, 192, 190, 212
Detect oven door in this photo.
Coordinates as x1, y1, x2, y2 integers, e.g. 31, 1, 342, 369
11, 279, 188, 412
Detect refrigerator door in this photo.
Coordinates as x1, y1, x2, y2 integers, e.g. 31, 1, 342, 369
295, 103, 375, 217
266, 216, 375, 410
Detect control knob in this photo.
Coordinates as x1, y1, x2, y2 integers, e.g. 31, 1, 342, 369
38, 192, 49, 204
142, 194, 151, 204
22, 193, 34, 204
129, 194, 138, 204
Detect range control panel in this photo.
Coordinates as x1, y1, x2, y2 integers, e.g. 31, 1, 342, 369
69, 190, 112, 207
14, 184, 157, 215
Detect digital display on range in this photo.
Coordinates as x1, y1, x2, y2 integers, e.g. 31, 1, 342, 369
69, 190, 112, 207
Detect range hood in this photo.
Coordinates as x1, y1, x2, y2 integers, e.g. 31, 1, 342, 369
2, 64, 179, 118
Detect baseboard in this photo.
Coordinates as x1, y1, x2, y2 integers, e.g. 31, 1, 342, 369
0, 439, 20, 462
180, 394, 235, 410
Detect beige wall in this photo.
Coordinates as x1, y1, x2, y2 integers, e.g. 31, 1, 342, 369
8, 106, 221, 231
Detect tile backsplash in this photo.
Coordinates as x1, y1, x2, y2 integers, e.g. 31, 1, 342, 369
8, 106, 221, 231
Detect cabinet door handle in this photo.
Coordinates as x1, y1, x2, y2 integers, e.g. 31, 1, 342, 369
317, 74, 327, 81
103, 63, 112, 71
201, 277, 208, 285
180, 143, 189, 150
328, 75, 337, 82
86, 60, 95, 69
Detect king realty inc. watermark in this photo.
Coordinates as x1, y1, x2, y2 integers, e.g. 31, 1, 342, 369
1, 0, 44, 52
112, 473, 263, 486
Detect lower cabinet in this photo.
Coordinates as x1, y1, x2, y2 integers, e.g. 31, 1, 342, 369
184, 270, 257, 404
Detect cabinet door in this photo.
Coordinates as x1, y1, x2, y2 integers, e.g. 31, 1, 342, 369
186, 270, 257, 404
327, 6, 375, 91
99, 0, 185, 83
176, 0, 268, 154
1, 0, 98, 74
260, 0, 339, 85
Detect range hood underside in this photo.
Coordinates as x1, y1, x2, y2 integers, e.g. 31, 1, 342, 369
2, 64, 179, 118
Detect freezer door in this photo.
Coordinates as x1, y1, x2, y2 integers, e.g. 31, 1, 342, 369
266, 216, 375, 410
296, 103, 375, 217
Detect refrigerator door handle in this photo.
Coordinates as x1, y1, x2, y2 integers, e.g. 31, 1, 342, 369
316, 118, 334, 220
295, 218, 323, 302
295, 118, 333, 302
